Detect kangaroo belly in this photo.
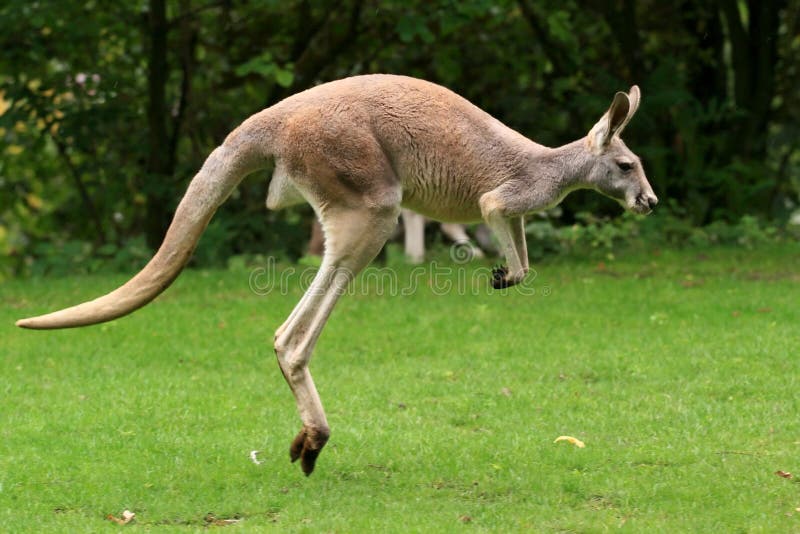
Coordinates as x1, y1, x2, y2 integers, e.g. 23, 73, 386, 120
400, 185, 483, 223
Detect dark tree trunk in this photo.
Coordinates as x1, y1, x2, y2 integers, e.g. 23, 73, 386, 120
142, 0, 199, 250
601, 0, 646, 82
266, 0, 364, 107
169, 0, 197, 172
144, 0, 173, 250
718, 0, 785, 158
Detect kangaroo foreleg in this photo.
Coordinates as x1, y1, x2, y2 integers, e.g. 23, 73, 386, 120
480, 190, 530, 288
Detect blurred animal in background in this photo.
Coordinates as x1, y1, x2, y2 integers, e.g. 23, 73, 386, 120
307, 209, 491, 263
400, 209, 486, 263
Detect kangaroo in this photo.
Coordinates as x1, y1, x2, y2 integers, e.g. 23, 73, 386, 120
16, 74, 657, 475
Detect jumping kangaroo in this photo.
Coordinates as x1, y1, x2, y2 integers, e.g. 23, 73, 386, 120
16, 74, 657, 475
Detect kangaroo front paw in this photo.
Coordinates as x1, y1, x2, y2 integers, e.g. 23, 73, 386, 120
289, 426, 330, 476
492, 264, 512, 289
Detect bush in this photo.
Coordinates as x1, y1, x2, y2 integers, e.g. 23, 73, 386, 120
5, 208, 795, 279
523, 211, 791, 260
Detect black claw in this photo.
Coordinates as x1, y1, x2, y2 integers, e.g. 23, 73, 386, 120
492, 265, 509, 289
301, 448, 321, 476
289, 430, 305, 463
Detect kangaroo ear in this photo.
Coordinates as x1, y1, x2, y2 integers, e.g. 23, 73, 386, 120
616, 85, 640, 135
587, 91, 630, 155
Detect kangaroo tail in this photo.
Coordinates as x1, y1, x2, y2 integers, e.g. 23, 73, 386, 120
16, 122, 269, 330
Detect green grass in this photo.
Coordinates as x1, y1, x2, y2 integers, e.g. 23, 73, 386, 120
2, 244, 799, 532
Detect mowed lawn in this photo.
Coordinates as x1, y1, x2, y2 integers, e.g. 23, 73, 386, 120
1, 245, 799, 532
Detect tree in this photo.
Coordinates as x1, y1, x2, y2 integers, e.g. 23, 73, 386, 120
0, 0, 797, 279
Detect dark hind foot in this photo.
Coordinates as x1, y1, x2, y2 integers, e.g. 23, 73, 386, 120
289, 426, 330, 476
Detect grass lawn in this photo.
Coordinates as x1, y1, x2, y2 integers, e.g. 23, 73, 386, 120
1, 244, 799, 532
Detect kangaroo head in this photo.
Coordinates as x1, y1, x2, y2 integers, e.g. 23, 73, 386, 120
584, 86, 657, 215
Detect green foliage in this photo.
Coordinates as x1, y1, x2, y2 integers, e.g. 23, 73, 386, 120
17, 236, 151, 278
523, 211, 793, 261
396, 13, 435, 44
235, 52, 294, 87
0, 1, 797, 277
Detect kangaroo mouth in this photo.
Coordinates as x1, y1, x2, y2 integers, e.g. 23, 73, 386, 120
628, 193, 657, 215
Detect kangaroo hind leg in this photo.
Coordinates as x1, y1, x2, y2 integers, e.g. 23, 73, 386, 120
274, 201, 400, 475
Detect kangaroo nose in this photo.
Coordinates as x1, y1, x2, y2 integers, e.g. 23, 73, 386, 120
647, 196, 658, 210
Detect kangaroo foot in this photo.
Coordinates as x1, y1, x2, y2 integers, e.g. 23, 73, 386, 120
492, 264, 514, 289
289, 426, 330, 476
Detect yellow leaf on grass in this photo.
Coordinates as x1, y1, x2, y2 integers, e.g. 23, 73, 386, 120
554, 435, 585, 448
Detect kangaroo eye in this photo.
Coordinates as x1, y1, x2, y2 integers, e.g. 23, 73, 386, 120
617, 161, 634, 172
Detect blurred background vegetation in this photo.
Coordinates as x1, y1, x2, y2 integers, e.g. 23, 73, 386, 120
0, 0, 798, 279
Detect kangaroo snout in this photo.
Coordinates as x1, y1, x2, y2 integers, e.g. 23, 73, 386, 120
633, 192, 658, 214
